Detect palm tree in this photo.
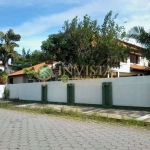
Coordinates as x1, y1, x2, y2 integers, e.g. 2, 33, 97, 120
128, 26, 150, 49
128, 26, 150, 60
0, 29, 21, 72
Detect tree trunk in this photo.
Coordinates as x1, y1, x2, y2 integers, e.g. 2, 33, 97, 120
3, 58, 9, 73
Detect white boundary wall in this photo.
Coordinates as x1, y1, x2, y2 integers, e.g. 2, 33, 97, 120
112, 76, 150, 107
6, 76, 150, 107
0, 85, 5, 98
47, 82, 67, 103
8, 84, 19, 99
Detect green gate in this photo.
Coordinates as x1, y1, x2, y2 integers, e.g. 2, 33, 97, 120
102, 82, 112, 107
67, 83, 75, 105
41, 84, 48, 103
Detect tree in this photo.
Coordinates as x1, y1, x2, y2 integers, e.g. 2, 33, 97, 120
127, 26, 150, 59
0, 29, 21, 72
13, 49, 45, 71
13, 48, 32, 71
41, 11, 130, 77
0, 70, 8, 84
41, 15, 102, 66
30, 50, 46, 65
23, 67, 35, 80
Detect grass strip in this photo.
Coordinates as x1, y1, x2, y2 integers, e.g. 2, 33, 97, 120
0, 102, 149, 129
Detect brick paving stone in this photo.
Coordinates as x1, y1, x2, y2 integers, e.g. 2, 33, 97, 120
141, 148, 150, 150
50, 146, 62, 150
49, 143, 60, 147
0, 109, 150, 150
93, 144, 106, 149
73, 148, 85, 150
61, 147, 74, 150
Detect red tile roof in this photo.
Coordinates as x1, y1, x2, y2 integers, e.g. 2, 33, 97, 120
8, 62, 47, 77
122, 41, 145, 56
130, 64, 150, 71
122, 41, 145, 50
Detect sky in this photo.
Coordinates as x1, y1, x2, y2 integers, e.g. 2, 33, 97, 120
0, 0, 150, 54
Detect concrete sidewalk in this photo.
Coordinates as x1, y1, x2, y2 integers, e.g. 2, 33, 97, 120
1, 100, 150, 123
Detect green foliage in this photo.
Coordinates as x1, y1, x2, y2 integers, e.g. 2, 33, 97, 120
0, 29, 21, 72
41, 11, 130, 77
128, 26, 150, 60
40, 107, 56, 114
13, 49, 45, 71
3, 87, 10, 99
23, 67, 35, 79
0, 71, 8, 84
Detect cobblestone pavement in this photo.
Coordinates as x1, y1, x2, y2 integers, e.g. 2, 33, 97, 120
0, 109, 150, 150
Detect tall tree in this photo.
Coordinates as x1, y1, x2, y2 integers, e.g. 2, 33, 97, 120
41, 11, 130, 77
128, 26, 150, 59
0, 29, 21, 72
42, 15, 102, 66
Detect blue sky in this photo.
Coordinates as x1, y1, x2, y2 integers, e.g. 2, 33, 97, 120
0, 0, 150, 54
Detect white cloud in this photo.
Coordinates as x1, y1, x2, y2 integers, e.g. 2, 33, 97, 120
124, 14, 150, 31
3, 0, 105, 37
2, 0, 150, 51
124, 0, 150, 12
113, 0, 150, 32
2, 0, 106, 52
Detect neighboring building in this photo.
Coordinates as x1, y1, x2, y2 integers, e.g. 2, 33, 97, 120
8, 62, 58, 84
111, 42, 150, 77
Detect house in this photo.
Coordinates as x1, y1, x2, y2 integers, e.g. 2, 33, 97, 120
8, 62, 58, 84
111, 41, 150, 77
8, 42, 150, 83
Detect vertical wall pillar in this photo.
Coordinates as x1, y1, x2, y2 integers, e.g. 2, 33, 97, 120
67, 83, 75, 105
41, 84, 47, 103
102, 82, 112, 107
116, 71, 120, 77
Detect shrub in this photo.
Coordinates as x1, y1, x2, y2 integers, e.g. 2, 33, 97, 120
3, 87, 10, 99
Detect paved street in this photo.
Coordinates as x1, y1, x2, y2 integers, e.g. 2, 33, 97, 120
0, 109, 150, 150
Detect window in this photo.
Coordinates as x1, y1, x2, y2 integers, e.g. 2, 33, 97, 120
9, 78, 13, 84
130, 54, 139, 64
28, 79, 34, 83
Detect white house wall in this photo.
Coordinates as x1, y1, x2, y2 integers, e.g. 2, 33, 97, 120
111, 58, 130, 73
112, 56, 149, 73
12, 76, 25, 84
139, 57, 149, 66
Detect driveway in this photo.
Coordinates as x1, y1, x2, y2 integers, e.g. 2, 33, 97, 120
0, 109, 150, 150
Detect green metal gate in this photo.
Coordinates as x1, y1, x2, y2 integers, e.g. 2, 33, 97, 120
102, 82, 112, 107
67, 83, 75, 105
41, 84, 47, 103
